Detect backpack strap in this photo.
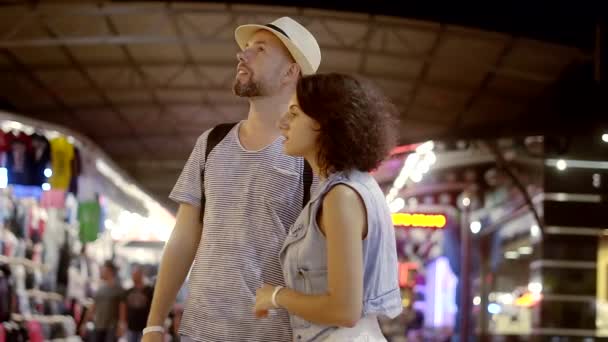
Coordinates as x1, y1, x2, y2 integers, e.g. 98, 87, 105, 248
302, 160, 313, 207
200, 122, 238, 222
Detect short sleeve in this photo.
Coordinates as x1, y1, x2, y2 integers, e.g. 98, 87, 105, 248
120, 288, 129, 302
169, 129, 211, 207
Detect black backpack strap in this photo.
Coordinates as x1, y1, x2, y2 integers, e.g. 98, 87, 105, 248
302, 160, 313, 208
200, 122, 238, 222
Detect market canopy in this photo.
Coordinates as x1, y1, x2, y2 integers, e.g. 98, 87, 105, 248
0, 1, 602, 210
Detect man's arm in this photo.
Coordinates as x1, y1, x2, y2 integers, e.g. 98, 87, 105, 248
79, 302, 95, 336
145, 203, 203, 330
118, 299, 128, 336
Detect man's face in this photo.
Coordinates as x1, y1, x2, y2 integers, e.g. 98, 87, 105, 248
233, 30, 294, 97
132, 268, 144, 283
100, 266, 111, 281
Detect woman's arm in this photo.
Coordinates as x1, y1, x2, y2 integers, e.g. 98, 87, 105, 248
255, 184, 367, 327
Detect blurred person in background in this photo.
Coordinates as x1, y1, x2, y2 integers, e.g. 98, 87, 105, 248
118, 265, 154, 342
81, 260, 124, 342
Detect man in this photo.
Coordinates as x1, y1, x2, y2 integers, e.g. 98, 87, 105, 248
118, 265, 154, 342
80, 260, 123, 342
142, 17, 321, 342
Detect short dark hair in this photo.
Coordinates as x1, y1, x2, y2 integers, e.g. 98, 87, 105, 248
296, 73, 399, 175
104, 260, 118, 276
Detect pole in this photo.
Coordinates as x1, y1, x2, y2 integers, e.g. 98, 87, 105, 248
459, 202, 472, 341
595, 21, 605, 84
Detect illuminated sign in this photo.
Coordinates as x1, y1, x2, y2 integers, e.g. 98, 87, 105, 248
515, 292, 542, 307
392, 213, 447, 229
399, 262, 418, 288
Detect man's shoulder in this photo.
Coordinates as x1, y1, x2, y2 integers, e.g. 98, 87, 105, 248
193, 127, 214, 147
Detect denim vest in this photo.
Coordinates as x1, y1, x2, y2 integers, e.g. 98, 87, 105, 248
279, 170, 402, 341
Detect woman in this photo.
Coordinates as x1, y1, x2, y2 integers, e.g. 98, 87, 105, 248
254, 73, 403, 341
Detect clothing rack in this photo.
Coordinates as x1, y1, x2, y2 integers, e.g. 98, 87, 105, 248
22, 289, 64, 301
11, 313, 71, 323
3, 313, 79, 341
0, 255, 48, 272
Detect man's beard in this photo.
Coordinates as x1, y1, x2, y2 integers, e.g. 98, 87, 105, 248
233, 76, 263, 97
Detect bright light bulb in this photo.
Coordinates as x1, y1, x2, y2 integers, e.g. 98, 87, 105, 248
500, 293, 514, 305
504, 251, 519, 259
462, 197, 471, 207
518, 246, 533, 255
602, 133, 608, 143
416, 160, 430, 174
473, 296, 481, 306
556, 159, 567, 171
470, 221, 482, 234
41, 183, 51, 191
389, 198, 405, 213
488, 303, 501, 315
425, 151, 437, 165
531, 225, 541, 238
410, 171, 423, 183
0, 168, 7, 189
415, 141, 434, 154
528, 282, 543, 294
44, 168, 52, 178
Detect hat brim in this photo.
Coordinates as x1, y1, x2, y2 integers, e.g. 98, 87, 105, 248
235, 24, 315, 76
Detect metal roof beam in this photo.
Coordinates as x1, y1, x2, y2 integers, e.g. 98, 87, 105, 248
401, 24, 445, 119
0, 59, 557, 84
0, 49, 86, 130
38, 20, 146, 147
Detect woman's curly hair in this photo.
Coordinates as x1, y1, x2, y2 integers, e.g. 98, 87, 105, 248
296, 73, 399, 176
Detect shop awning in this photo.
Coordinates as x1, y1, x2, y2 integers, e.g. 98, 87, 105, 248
0, 1, 602, 211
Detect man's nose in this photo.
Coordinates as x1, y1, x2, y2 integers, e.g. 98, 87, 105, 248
236, 48, 253, 63
236, 49, 248, 63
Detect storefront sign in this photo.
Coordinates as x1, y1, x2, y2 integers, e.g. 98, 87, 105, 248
392, 213, 447, 229
399, 262, 418, 288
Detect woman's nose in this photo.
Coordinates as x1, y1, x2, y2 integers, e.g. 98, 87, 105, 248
278, 113, 289, 130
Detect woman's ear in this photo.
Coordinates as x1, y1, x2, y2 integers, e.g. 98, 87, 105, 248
311, 117, 322, 131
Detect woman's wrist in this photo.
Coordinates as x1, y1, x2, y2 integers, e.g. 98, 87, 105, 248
271, 286, 284, 308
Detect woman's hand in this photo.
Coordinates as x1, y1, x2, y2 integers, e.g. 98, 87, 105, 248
254, 284, 277, 318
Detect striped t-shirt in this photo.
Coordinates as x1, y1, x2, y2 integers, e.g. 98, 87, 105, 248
169, 121, 310, 341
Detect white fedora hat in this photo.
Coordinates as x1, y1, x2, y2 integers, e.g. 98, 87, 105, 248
235, 16, 321, 76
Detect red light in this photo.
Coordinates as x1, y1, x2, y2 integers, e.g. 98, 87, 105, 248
399, 262, 417, 288
390, 144, 419, 156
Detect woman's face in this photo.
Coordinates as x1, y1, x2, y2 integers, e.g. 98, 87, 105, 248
278, 94, 320, 158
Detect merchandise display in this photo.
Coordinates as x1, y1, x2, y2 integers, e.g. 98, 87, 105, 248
0, 116, 175, 340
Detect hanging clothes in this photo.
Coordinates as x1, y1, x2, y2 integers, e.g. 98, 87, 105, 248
68, 147, 81, 195
29, 133, 51, 187
0, 130, 9, 168
0, 264, 14, 322
6, 132, 33, 186
77, 201, 101, 243
49, 136, 74, 190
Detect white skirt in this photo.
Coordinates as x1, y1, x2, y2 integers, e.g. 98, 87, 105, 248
321, 316, 387, 342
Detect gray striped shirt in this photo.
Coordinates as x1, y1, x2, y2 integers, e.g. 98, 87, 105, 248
170, 121, 310, 341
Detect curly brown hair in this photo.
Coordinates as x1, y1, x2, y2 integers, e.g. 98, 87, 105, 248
296, 73, 399, 176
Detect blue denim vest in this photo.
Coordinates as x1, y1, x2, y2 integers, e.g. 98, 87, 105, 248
279, 170, 402, 341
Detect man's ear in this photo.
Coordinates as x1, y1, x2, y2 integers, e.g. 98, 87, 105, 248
283, 63, 301, 84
